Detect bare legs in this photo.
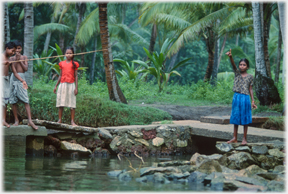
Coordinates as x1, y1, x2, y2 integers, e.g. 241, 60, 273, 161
57, 107, 77, 126
2, 105, 10, 128
227, 124, 248, 145
10, 103, 38, 130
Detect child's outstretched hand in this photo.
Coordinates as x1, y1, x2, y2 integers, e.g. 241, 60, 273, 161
225, 48, 232, 57
74, 88, 78, 96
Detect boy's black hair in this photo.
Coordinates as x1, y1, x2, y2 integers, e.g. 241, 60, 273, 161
13, 40, 22, 47
65, 47, 76, 69
239, 58, 250, 68
5, 41, 16, 49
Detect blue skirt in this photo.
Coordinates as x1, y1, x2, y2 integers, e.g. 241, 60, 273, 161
230, 92, 252, 125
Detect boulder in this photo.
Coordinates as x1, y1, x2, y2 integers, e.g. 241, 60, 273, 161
252, 145, 268, 155
107, 170, 123, 177
256, 172, 280, 181
134, 139, 149, 147
227, 152, 256, 170
109, 136, 122, 151
98, 128, 113, 139
128, 130, 143, 138
197, 160, 222, 174
268, 148, 285, 158
167, 172, 190, 180
135, 176, 148, 182
216, 143, 234, 153
266, 180, 285, 192
118, 171, 132, 181
176, 139, 187, 147
235, 146, 251, 152
238, 164, 267, 177
235, 176, 266, 186
190, 152, 200, 165
223, 180, 266, 191
187, 171, 207, 183
60, 141, 92, 154
153, 172, 169, 183
139, 167, 179, 176
273, 165, 285, 173
157, 161, 191, 167
152, 137, 164, 147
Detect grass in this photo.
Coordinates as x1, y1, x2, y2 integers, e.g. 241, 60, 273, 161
262, 116, 285, 131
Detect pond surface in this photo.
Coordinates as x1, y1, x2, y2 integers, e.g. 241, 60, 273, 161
4, 136, 212, 192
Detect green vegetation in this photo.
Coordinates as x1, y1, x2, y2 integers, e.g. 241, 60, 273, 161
263, 116, 284, 131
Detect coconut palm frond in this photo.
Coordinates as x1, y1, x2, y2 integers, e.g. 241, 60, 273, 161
34, 23, 70, 41
154, 13, 192, 31
219, 18, 253, 37
75, 7, 100, 45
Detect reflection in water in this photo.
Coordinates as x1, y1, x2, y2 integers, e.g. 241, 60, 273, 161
4, 137, 210, 191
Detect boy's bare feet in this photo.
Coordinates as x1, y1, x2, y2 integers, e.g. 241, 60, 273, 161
3, 120, 10, 128
13, 120, 19, 126
57, 119, 62, 123
227, 138, 237, 144
27, 120, 38, 130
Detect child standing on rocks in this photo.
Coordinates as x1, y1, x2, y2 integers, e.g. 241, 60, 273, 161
53, 47, 79, 126
2, 42, 16, 128
9, 40, 38, 130
225, 49, 257, 145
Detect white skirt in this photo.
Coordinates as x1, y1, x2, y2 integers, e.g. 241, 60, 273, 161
56, 82, 76, 108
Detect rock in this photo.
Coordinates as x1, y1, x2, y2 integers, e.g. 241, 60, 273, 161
223, 180, 266, 191
190, 152, 200, 165
208, 154, 223, 160
134, 138, 149, 147
60, 141, 92, 154
156, 125, 171, 137
128, 130, 142, 138
256, 172, 280, 180
266, 180, 285, 192
44, 145, 57, 156
195, 155, 209, 167
273, 165, 285, 173
54, 132, 74, 140
139, 167, 179, 176
187, 171, 207, 183
45, 135, 61, 148
176, 139, 187, 147
268, 148, 284, 158
152, 137, 164, 147
235, 176, 266, 186
197, 160, 222, 174
109, 136, 121, 151
216, 143, 234, 153
107, 170, 123, 177
227, 152, 256, 170
98, 128, 113, 139
118, 171, 132, 181
167, 172, 190, 180
252, 145, 268, 155
238, 164, 267, 177
157, 161, 191, 167
235, 146, 251, 152
135, 176, 147, 182
153, 172, 169, 183
141, 129, 156, 140
204, 172, 225, 187
220, 165, 238, 173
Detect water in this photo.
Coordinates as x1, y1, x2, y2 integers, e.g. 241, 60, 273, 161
4, 136, 211, 191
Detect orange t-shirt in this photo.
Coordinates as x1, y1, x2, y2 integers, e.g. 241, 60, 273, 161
59, 60, 79, 83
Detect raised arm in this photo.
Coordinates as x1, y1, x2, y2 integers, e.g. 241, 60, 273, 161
225, 49, 237, 71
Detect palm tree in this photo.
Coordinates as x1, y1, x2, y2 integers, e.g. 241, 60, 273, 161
4, 2, 10, 47
24, 3, 34, 87
252, 2, 281, 105
98, 3, 127, 103
73, 2, 87, 53
277, 2, 286, 85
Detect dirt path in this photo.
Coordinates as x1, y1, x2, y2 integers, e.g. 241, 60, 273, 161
136, 104, 282, 120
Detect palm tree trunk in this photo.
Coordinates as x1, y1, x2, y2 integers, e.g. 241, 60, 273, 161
275, 22, 282, 83
204, 28, 215, 81
149, 23, 157, 54
43, 17, 55, 54
235, 34, 239, 46
4, 2, 10, 46
278, 2, 286, 85
263, 3, 272, 78
218, 33, 227, 66
252, 2, 281, 105
59, 33, 65, 54
211, 36, 220, 86
90, 38, 97, 85
24, 3, 34, 87
80, 46, 85, 67
99, 3, 127, 104
73, 3, 86, 53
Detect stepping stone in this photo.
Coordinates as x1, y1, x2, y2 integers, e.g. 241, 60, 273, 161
200, 116, 269, 125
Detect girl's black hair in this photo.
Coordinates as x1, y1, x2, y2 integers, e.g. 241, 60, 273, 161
13, 40, 22, 47
65, 47, 76, 69
239, 58, 250, 68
